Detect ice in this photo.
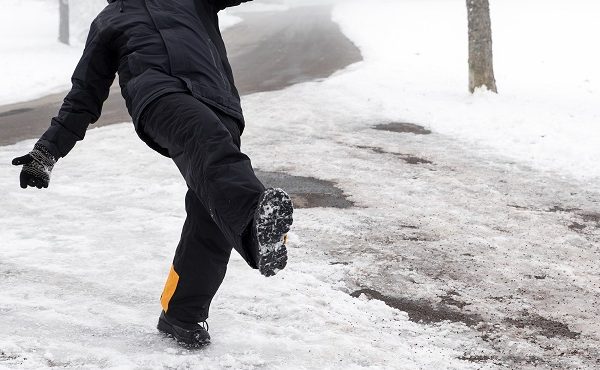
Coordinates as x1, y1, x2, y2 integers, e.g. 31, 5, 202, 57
0, 125, 488, 368
2, 0, 599, 368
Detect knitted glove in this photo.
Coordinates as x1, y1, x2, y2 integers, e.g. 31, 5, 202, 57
12, 143, 57, 189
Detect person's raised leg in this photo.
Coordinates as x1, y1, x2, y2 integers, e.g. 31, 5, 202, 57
142, 92, 294, 277
141, 93, 264, 258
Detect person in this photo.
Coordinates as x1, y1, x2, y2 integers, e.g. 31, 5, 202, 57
11, 0, 293, 347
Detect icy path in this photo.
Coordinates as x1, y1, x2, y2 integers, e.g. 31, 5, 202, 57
1, 125, 486, 368
1, 76, 599, 368
239, 79, 600, 368
1, 0, 599, 366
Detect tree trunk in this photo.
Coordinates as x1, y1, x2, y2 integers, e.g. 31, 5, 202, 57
466, 0, 497, 93
58, 0, 70, 45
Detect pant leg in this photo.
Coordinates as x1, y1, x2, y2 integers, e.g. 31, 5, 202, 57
142, 93, 265, 322
141, 93, 264, 262
160, 188, 233, 322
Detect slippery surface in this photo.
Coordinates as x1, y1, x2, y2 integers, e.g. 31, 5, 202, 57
1, 123, 489, 369
239, 81, 600, 369
2, 0, 600, 369
2, 89, 599, 368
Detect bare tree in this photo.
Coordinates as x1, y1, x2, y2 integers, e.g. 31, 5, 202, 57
466, 0, 497, 93
59, 0, 70, 45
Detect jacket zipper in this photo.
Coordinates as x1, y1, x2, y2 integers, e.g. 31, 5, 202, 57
207, 39, 230, 91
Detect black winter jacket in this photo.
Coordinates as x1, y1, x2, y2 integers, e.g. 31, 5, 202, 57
38, 0, 251, 158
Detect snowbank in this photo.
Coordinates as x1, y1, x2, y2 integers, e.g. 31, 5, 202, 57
0, 0, 82, 105
331, 0, 600, 181
219, 11, 243, 30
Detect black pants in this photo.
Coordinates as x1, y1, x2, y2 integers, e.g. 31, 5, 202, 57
140, 93, 264, 323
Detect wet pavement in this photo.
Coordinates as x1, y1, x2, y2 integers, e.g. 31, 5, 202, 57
256, 170, 353, 209
373, 122, 432, 135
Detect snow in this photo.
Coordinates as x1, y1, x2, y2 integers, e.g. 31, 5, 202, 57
0, 0, 243, 106
331, 0, 600, 181
219, 11, 243, 31
0, 0, 82, 105
2, 0, 600, 368
0, 127, 490, 369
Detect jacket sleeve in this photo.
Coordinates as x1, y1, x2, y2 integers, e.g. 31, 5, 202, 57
209, 0, 253, 11
37, 19, 118, 158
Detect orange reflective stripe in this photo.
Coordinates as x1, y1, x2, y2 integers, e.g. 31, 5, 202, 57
160, 265, 180, 312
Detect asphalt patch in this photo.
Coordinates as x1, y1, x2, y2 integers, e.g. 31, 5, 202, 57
439, 290, 470, 309
350, 288, 482, 327
545, 206, 600, 232
504, 311, 580, 339
569, 222, 586, 231
256, 170, 353, 209
580, 211, 600, 224
374, 122, 432, 135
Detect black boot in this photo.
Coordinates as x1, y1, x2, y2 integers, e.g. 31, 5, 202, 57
157, 311, 210, 347
252, 188, 294, 277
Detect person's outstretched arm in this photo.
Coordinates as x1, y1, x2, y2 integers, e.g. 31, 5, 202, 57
12, 19, 117, 189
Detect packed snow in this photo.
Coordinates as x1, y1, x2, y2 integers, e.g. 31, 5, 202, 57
2, 0, 600, 369
0, 124, 493, 369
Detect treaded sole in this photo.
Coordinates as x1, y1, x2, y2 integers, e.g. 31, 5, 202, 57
255, 188, 294, 277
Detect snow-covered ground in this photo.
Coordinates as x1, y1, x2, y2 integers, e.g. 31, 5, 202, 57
0, 0, 81, 105
2, 0, 600, 369
332, 0, 600, 181
0, 128, 491, 369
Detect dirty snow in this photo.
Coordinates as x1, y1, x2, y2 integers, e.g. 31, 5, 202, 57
2, 0, 600, 369
0, 125, 490, 369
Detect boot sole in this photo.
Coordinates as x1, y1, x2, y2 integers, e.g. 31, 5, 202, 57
255, 188, 294, 277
